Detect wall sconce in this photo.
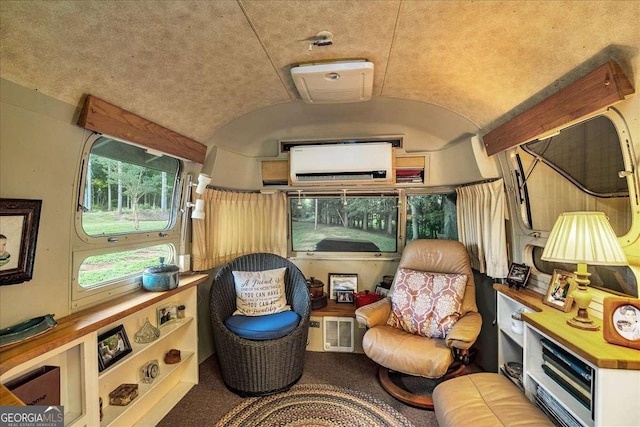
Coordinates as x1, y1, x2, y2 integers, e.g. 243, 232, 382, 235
190, 199, 205, 220
184, 173, 210, 221
192, 173, 211, 195
342, 189, 348, 206
297, 190, 303, 209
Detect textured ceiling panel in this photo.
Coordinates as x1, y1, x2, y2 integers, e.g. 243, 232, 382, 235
241, 0, 401, 98
385, 1, 640, 129
1, 0, 639, 153
0, 0, 289, 142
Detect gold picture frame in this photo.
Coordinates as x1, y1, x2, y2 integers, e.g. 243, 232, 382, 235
543, 269, 577, 312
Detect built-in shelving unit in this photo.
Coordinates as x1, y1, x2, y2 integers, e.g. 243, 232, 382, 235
0, 274, 207, 427
494, 284, 640, 427
260, 153, 429, 188
260, 159, 288, 186
395, 155, 426, 185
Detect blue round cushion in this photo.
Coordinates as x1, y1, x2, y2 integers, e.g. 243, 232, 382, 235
224, 310, 301, 340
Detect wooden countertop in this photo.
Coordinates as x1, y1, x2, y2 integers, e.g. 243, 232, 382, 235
0, 273, 209, 377
494, 284, 640, 370
0, 384, 25, 406
311, 299, 357, 317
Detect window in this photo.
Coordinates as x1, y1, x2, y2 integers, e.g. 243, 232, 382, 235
531, 246, 638, 298
289, 195, 398, 254
406, 194, 457, 241
72, 135, 183, 309
80, 137, 180, 235
514, 111, 633, 236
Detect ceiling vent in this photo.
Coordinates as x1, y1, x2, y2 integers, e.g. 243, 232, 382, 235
290, 61, 374, 104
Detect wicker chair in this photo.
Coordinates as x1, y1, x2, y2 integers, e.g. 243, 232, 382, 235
210, 253, 311, 396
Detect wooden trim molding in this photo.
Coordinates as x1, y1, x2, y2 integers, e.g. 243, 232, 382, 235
77, 95, 207, 164
483, 61, 635, 156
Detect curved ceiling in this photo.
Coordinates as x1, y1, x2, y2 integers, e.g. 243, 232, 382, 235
1, 1, 638, 155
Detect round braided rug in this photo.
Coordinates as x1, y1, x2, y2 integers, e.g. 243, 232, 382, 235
215, 384, 415, 427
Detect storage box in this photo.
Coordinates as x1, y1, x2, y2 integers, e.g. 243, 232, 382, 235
5, 365, 60, 406
109, 383, 138, 406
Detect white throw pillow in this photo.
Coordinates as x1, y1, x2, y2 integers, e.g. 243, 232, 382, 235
232, 267, 291, 316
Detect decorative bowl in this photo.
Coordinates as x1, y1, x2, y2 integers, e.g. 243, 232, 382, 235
142, 257, 179, 292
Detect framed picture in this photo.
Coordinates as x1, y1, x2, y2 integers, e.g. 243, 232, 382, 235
336, 290, 354, 303
98, 325, 132, 372
506, 263, 531, 289
156, 304, 177, 327
0, 199, 42, 285
328, 273, 358, 300
375, 285, 390, 297
543, 269, 576, 312
603, 296, 640, 350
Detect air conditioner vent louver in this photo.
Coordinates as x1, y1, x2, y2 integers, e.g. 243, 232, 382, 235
289, 143, 392, 185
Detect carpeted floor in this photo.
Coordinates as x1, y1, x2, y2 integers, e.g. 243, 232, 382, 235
158, 352, 447, 427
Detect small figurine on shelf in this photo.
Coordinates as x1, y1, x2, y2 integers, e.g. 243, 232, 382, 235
177, 305, 186, 319
164, 348, 181, 364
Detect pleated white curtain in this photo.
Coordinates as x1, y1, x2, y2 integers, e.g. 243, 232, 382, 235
192, 188, 287, 271
456, 178, 509, 278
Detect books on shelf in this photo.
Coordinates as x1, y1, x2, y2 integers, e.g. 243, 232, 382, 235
542, 364, 590, 409
540, 338, 592, 383
395, 169, 423, 183
535, 386, 583, 427
542, 351, 590, 392
539, 338, 592, 411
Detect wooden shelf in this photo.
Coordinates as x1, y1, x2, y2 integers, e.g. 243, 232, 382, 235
0, 383, 25, 406
100, 351, 195, 427
494, 284, 640, 370
311, 300, 357, 317
261, 160, 288, 186
0, 274, 208, 377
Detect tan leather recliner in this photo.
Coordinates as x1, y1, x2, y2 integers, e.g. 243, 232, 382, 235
355, 239, 482, 408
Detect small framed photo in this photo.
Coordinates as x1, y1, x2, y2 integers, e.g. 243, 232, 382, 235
98, 325, 132, 372
375, 285, 390, 297
506, 263, 531, 289
603, 297, 640, 349
328, 273, 358, 300
0, 199, 43, 285
543, 269, 576, 312
156, 304, 177, 327
336, 290, 354, 303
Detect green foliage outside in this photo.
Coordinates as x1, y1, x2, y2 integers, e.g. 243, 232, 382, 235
82, 211, 169, 235
79, 244, 169, 287
405, 194, 458, 241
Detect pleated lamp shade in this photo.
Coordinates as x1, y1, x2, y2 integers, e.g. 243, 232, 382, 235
541, 212, 627, 266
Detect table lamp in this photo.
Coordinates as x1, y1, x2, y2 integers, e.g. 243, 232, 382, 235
541, 212, 628, 331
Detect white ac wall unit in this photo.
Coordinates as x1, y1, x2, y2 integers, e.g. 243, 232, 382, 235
323, 317, 354, 352
289, 142, 392, 185
291, 61, 374, 104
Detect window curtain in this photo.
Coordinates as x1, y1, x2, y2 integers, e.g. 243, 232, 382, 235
192, 188, 287, 271
456, 179, 509, 278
